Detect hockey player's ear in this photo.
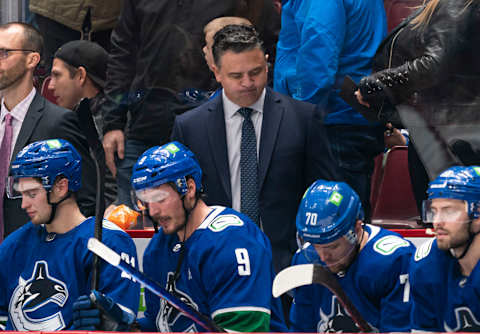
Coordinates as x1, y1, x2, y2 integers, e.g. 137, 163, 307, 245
52, 177, 69, 196
354, 220, 364, 240
186, 177, 196, 196
472, 211, 480, 234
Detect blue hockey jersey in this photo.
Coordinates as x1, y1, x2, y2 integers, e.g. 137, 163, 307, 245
0, 217, 139, 331
139, 206, 286, 332
410, 238, 480, 331
290, 224, 414, 332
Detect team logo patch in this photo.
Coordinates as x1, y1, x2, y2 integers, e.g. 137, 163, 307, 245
208, 215, 243, 232
318, 295, 376, 333
444, 307, 480, 332
46, 139, 62, 149
414, 238, 435, 261
156, 272, 198, 332
9, 261, 68, 331
329, 191, 343, 206
373, 236, 410, 255
165, 143, 180, 154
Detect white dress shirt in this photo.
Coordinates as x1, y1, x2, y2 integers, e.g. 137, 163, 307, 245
0, 88, 36, 161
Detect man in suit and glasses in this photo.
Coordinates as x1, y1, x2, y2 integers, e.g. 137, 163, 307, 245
0, 22, 96, 241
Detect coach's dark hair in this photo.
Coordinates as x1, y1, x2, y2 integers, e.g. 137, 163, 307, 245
0, 22, 43, 57
212, 24, 265, 67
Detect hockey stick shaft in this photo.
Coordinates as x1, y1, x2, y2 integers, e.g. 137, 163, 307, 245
311, 265, 373, 332
77, 98, 106, 291
87, 238, 224, 332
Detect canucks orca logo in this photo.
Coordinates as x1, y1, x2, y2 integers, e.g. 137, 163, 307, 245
156, 272, 198, 332
318, 296, 376, 333
444, 307, 480, 332
9, 261, 68, 331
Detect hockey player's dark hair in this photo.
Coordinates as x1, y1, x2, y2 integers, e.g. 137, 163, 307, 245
212, 24, 265, 67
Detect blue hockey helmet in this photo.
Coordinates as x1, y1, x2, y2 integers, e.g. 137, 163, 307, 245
423, 166, 480, 222
9, 139, 81, 194
296, 180, 364, 245
131, 141, 203, 199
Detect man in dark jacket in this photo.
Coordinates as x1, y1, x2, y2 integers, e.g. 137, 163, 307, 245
48, 40, 117, 206
101, 0, 280, 209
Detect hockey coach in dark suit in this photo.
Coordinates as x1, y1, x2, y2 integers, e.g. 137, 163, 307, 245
171, 24, 339, 273
0, 22, 96, 240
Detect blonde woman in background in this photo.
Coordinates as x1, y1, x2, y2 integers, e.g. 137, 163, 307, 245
356, 0, 480, 213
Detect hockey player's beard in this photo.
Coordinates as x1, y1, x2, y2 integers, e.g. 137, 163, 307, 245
152, 211, 187, 236
436, 224, 470, 252
0, 61, 28, 90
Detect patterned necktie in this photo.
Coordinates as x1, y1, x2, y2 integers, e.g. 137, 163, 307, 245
238, 107, 259, 225
0, 113, 13, 242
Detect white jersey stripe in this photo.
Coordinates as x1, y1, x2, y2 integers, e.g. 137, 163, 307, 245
211, 306, 270, 319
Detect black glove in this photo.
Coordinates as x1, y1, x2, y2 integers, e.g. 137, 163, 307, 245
71, 290, 135, 331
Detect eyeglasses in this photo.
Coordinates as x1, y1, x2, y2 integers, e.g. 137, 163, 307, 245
0, 48, 35, 59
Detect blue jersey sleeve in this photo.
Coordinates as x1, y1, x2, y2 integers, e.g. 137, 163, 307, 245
94, 223, 140, 317
138, 233, 163, 332
290, 286, 317, 332
0, 240, 11, 329
289, 250, 317, 332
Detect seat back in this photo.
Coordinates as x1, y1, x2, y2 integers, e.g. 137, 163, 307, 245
384, 0, 423, 32
41, 76, 58, 105
369, 153, 384, 209
370, 146, 419, 220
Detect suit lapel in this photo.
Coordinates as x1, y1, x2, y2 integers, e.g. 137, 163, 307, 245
12, 92, 44, 159
259, 88, 283, 191
207, 98, 232, 202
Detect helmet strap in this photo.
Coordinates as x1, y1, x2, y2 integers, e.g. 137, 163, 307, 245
452, 220, 479, 260
45, 191, 72, 225
180, 192, 200, 241
351, 225, 365, 259
336, 224, 365, 277
167, 192, 200, 291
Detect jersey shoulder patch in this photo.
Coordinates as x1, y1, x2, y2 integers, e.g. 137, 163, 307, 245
208, 214, 244, 232
373, 235, 410, 255
414, 238, 435, 262
102, 219, 126, 233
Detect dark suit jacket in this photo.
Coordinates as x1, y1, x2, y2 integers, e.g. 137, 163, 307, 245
171, 88, 339, 272
3, 92, 96, 236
